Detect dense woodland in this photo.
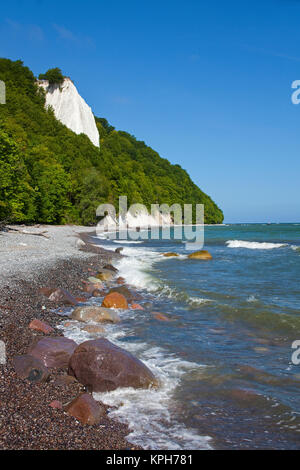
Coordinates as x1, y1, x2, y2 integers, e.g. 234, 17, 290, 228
0, 59, 224, 225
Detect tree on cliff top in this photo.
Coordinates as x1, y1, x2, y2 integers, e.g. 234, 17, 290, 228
39, 68, 64, 85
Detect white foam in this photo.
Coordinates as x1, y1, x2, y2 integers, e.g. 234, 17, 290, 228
188, 296, 213, 306
226, 240, 288, 250
112, 240, 144, 244
247, 295, 258, 303
291, 245, 300, 252
115, 245, 162, 291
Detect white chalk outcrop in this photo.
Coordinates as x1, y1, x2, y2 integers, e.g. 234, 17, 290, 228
38, 78, 99, 147
97, 208, 173, 233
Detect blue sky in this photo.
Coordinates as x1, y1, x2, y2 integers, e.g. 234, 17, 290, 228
0, 0, 300, 222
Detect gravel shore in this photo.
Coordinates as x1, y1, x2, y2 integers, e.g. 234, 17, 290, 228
0, 225, 140, 450
0, 225, 97, 288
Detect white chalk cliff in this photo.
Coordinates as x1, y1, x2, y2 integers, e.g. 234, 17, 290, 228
38, 78, 99, 147
97, 208, 173, 232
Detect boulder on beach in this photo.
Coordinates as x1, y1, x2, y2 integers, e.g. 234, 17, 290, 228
39, 287, 56, 297
88, 277, 104, 285
28, 337, 77, 369
108, 286, 133, 301
65, 393, 106, 425
116, 276, 125, 284
83, 281, 103, 293
81, 324, 106, 334
71, 306, 120, 323
103, 264, 118, 273
115, 247, 123, 254
13, 354, 50, 383
49, 400, 63, 410
187, 250, 212, 260
68, 338, 158, 392
48, 288, 78, 305
29, 319, 54, 334
96, 269, 115, 281
102, 292, 128, 309
163, 252, 179, 257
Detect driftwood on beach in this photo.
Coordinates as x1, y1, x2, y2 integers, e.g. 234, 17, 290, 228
6, 227, 50, 239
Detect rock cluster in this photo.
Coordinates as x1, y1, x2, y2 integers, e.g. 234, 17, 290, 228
10, 259, 163, 430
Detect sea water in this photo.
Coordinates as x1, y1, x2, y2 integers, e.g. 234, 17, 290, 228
61, 224, 300, 449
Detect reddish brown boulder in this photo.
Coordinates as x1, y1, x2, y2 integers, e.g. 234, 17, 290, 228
28, 337, 77, 369
13, 354, 50, 383
49, 400, 63, 410
48, 288, 78, 306
64, 393, 105, 425
108, 286, 133, 300
228, 389, 261, 402
39, 287, 56, 297
116, 277, 125, 284
68, 338, 158, 392
83, 282, 98, 294
102, 292, 128, 309
131, 303, 144, 310
29, 319, 54, 334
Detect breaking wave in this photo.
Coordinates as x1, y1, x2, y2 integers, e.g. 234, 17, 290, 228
226, 240, 288, 250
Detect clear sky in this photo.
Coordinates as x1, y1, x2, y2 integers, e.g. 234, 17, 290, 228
0, 0, 299, 223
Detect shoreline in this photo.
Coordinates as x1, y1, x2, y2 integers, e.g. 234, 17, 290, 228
0, 225, 141, 450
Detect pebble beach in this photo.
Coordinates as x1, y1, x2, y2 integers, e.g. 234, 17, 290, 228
0, 225, 141, 450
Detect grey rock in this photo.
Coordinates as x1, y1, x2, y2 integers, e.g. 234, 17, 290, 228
0, 340, 6, 365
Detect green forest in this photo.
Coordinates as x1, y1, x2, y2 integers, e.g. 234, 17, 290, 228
0, 58, 223, 225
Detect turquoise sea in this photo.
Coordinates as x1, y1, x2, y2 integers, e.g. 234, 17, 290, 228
63, 223, 300, 449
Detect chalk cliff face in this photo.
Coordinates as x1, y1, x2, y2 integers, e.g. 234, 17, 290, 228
97, 209, 173, 232
38, 78, 99, 147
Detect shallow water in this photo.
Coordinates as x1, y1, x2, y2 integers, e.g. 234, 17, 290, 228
61, 224, 300, 449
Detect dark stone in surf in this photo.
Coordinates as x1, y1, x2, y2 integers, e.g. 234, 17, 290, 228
68, 338, 158, 392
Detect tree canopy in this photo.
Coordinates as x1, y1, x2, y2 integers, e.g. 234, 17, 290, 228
38, 67, 64, 85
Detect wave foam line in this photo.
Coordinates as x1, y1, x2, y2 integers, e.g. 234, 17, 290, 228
226, 240, 288, 250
